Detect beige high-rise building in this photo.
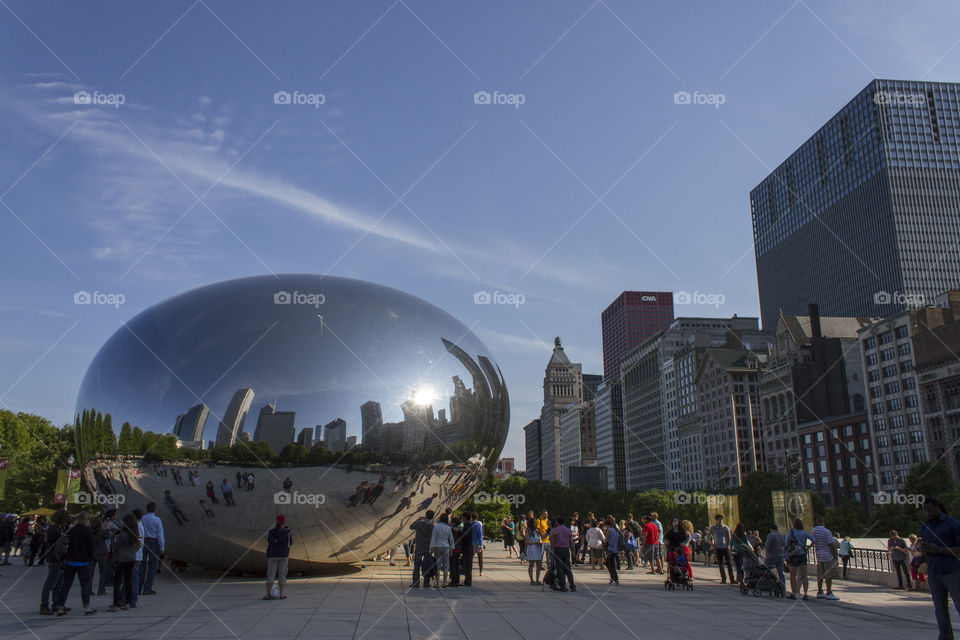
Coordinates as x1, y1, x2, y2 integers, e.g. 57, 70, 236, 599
539, 337, 583, 482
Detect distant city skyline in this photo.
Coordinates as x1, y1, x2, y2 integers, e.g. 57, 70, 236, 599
4, 2, 960, 467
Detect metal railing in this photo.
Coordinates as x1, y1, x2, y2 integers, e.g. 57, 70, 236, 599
807, 547, 893, 572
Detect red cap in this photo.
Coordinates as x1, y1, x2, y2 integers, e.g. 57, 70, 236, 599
276, 515, 285, 522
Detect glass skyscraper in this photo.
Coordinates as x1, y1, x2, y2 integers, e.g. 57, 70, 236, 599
751, 79, 960, 330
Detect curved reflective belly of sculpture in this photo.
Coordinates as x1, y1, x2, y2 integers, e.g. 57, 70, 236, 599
74, 275, 509, 572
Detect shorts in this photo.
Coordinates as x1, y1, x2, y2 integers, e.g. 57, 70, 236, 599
266, 557, 289, 586
817, 559, 838, 580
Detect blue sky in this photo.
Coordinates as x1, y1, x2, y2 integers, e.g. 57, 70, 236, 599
2, 0, 959, 465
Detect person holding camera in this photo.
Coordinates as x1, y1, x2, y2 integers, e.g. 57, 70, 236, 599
264, 515, 292, 600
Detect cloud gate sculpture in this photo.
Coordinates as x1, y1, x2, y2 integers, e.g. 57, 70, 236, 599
75, 274, 509, 573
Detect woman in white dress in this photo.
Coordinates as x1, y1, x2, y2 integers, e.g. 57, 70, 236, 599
525, 517, 544, 585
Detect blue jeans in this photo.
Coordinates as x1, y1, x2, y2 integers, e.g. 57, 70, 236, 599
129, 560, 140, 604
929, 572, 960, 640
141, 539, 161, 592
40, 561, 62, 610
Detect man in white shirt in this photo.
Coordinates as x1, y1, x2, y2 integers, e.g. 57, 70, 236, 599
811, 515, 840, 600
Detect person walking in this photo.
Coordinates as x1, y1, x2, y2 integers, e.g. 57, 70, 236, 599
264, 515, 292, 600
429, 513, 455, 588
38, 510, 69, 615
525, 517, 543, 585
603, 515, 620, 586
53, 511, 97, 616
888, 529, 913, 591
665, 518, 693, 578
548, 517, 575, 592
472, 514, 485, 576
764, 523, 787, 595
731, 523, 753, 585
710, 514, 735, 584
785, 517, 814, 600
107, 514, 140, 612
838, 535, 854, 579
139, 503, 165, 596
919, 496, 960, 640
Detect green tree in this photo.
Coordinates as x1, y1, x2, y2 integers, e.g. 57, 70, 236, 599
737, 471, 789, 529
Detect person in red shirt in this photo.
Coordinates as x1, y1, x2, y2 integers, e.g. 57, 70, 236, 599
642, 515, 660, 574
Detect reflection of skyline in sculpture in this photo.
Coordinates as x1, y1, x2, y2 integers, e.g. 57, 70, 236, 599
216, 388, 254, 447
173, 403, 209, 442
324, 418, 347, 452
253, 403, 296, 455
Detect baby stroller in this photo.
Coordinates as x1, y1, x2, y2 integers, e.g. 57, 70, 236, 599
739, 548, 783, 597
664, 549, 693, 591
420, 554, 438, 589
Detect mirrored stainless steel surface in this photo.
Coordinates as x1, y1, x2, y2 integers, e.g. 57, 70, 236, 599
75, 274, 509, 572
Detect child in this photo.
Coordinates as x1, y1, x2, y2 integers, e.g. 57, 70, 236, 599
199, 499, 214, 517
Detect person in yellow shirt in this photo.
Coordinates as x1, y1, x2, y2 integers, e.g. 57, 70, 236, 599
536, 510, 551, 568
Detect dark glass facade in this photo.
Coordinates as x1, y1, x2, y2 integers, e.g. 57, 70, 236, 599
601, 291, 675, 381
752, 79, 960, 330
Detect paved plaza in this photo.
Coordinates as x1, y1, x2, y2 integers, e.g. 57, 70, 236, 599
0, 546, 949, 640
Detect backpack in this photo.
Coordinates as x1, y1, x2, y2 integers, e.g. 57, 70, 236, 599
617, 530, 627, 553
785, 530, 805, 558
51, 526, 70, 563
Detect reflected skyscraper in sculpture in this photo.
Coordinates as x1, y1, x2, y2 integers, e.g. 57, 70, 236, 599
74, 274, 509, 572
216, 388, 254, 447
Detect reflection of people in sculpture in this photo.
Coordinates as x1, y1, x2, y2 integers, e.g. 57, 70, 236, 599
205, 481, 219, 504
416, 493, 438, 512
378, 491, 416, 523
199, 499, 214, 517
282, 478, 292, 492
347, 482, 368, 507
163, 490, 189, 525
221, 479, 236, 506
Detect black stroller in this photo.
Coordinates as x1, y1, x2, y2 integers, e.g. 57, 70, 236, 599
739, 547, 784, 597
420, 554, 438, 589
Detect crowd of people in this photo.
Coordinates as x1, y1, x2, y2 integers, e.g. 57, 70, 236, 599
0, 502, 171, 616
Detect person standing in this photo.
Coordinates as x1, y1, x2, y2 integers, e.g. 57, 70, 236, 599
651, 512, 665, 574
222, 479, 236, 506
838, 535, 854, 579
0, 514, 15, 565
709, 514, 734, 584
603, 515, 620, 586
472, 513, 485, 576
140, 503, 165, 596
501, 517, 517, 558
107, 514, 140, 612
264, 515, 292, 600
786, 517, 814, 600
535, 511, 550, 568
460, 513, 475, 587
429, 513, 455, 588
585, 520, 604, 570
408, 510, 435, 588
38, 510, 69, 615
53, 511, 97, 616
130, 509, 144, 607
888, 530, 912, 591
548, 517, 576, 592
919, 496, 960, 640
91, 516, 112, 597
642, 515, 660, 574
449, 515, 463, 586
516, 517, 527, 562
764, 524, 787, 595
525, 517, 543, 585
